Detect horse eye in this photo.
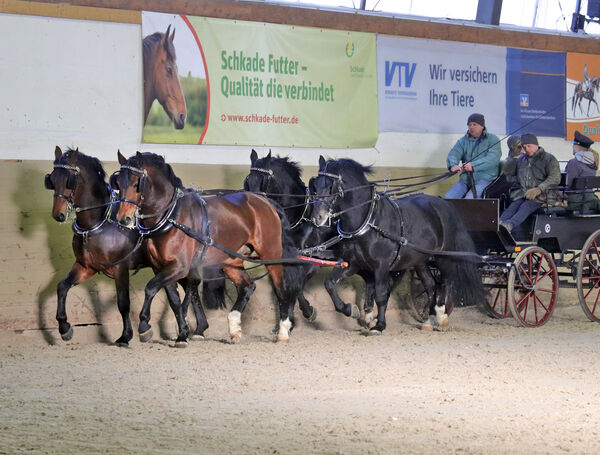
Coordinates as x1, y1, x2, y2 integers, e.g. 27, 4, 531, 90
166, 67, 173, 76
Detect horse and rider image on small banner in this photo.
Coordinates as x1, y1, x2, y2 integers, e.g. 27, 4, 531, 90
566, 52, 600, 142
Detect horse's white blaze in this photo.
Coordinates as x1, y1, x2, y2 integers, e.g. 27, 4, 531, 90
227, 310, 242, 338
277, 318, 292, 342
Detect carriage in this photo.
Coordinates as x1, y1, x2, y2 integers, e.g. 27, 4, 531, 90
439, 175, 600, 327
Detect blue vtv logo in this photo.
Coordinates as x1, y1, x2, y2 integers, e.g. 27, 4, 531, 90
520, 94, 529, 107
385, 61, 417, 87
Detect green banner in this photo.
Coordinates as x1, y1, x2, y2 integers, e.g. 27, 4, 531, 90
142, 12, 377, 148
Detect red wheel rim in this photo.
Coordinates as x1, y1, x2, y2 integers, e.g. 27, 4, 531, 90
578, 233, 600, 322
509, 248, 558, 327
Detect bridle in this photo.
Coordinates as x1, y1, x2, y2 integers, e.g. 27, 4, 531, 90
45, 163, 81, 219
112, 164, 148, 212
310, 170, 345, 227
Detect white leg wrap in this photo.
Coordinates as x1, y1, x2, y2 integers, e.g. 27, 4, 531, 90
435, 304, 449, 328
277, 318, 292, 342
228, 310, 242, 339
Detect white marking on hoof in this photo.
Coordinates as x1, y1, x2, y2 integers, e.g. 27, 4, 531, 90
421, 316, 435, 331
435, 305, 449, 329
174, 340, 188, 348
190, 334, 205, 341
277, 318, 292, 343
228, 310, 242, 340
350, 305, 360, 319
368, 329, 382, 336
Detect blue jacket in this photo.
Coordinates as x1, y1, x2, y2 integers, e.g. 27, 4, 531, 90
446, 130, 502, 184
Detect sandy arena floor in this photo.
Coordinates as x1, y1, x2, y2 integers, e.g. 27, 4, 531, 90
0, 298, 599, 455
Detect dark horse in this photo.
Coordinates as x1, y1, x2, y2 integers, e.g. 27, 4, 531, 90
310, 157, 486, 334
143, 25, 187, 129
114, 152, 302, 342
572, 76, 600, 117
44, 147, 206, 345
242, 150, 379, 327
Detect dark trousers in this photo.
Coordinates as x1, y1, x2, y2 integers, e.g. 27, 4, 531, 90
500, 198, 541, 228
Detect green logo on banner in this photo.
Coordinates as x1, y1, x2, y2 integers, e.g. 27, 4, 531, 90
346, 41, 355, 58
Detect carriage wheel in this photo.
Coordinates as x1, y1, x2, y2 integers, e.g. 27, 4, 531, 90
408, 271, 431, 323
507, 246, 558, 327
576, 229, 600, 323
482, 274, 511, 319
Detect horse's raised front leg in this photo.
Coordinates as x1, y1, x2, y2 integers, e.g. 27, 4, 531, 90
113, 265, 133, 346
56, 263, 96, 341
323, 264, 360, 319
138, 269, 190, 346
222, 265, 255, 343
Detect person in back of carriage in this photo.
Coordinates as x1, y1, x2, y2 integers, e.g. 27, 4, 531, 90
445, 113, 501, 198
565, 130, 600, 212
499, 133, 561, 233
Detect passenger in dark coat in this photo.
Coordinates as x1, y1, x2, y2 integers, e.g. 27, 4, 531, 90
499, 133, 561, 233
565, 130, 600, 212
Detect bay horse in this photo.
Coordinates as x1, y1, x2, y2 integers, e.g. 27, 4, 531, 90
310, 157, 486, 334
114, 151, 302, 343
143, 25, 187, 129
572, 76, 600, 117
242, 150, 378, 327
44, 147, 204, 346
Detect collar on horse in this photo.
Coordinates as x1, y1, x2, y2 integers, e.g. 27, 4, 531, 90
72, 184, 117, 236
136, 187, 185, 237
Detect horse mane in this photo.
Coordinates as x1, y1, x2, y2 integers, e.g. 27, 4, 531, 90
128, 152, 183, 189
143, 31, 176, 62
272, 155, 303, 181
326, 158, 373, 183
57, 147, 106, 181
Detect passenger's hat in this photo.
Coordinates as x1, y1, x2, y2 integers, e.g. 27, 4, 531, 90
520, 133, 539, 146
573, 130, 594, 148
507, 135, 521, 150
467, 113, 485, 127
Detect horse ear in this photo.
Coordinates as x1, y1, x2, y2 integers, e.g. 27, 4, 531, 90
118, 150, 127, 165
136, 151, 143, 160
54, 146, 62, 160
250, 149, 258, 165
163, 25, 171, 50
319, 155, 326, 169
267, 150, 272, 159
170, 28, 175, 42
67, 148, 78, 165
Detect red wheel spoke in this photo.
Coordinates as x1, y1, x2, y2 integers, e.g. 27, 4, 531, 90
516, 291, 532, 313
584, 256, 600, 276
518, 264, 534, 286
533, 293, 550, 313
583, 278, 600, 299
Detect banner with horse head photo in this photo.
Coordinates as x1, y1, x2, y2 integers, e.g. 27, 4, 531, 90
566, 52, 600, 142
141, 11, 377, 148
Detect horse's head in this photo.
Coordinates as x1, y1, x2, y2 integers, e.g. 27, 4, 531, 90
145, 25, 187, 129
244, 149, 276, 194
114, 151, 181, 229
309, 156, 372, 227
45, 146, 82, 223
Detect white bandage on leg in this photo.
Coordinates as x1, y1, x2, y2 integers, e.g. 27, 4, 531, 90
228, 310, 242, 339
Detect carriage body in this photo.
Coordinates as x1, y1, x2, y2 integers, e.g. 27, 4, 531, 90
446, 192, 600, 327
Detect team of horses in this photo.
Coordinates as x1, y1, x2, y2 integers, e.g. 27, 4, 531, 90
45, 147, 484, 346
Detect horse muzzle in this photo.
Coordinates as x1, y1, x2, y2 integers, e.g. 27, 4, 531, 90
119, 215, 136, 229
311, 209, 331, 228
173, 113, 186, 130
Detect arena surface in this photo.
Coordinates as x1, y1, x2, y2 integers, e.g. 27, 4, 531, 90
0, 295, 598, 455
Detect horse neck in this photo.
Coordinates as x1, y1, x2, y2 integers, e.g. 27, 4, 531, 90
74, 172, 111, 229
280, 178, 307, 223
143, 45, 156, 120
337, 179, 372, 232
140, 178, 176, 227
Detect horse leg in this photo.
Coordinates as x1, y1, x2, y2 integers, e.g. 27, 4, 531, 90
360, 278, 377, 329
113, 266, 133, 346
414, 265, 439, 331
264, 263, 296, 343
56, 263, 96, 341
296, 263, 317, 322
180, 277, 209, 340
222, 265, 255, 343
138, 270, 189, 346
368, 270, 395, 335
323, 264, 361, 319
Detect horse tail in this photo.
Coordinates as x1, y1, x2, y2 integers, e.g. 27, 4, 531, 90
201, 266, 228, 310
430, 199, 486, 314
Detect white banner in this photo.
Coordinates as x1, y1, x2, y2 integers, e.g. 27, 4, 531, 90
377, 35, 507, 135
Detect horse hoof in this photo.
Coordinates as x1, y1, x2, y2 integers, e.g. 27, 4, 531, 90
350, 305, 360, 319
114, 338, 129, 347
421, 322, 434, 331
174, 340, 188, 348
276, 336, 290, 343
230, 332, 242, 343
139, 328, 153, 343
190, 334, 205, 341
438, 315, 450, 330
368, 329, 382, 336
307, 307, 317, 322
61, 326, 74, 341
